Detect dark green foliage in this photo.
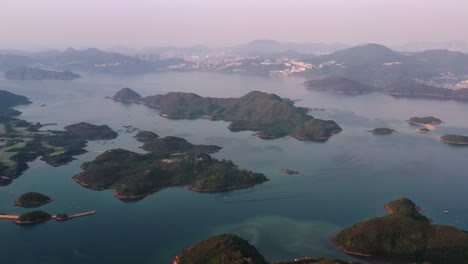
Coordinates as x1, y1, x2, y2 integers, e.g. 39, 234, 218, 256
73, 147, 267, 200
291, 119, 342, 141
134, 130, 159, 142
141, 136, 221, 154
440, 134, 468, 144
369, 128, 397, 135
134, 90, 341, 141
176, 234, 268, 264
64, 122, 118, 140
15, 192, 52, 208
17, 210, 51, 222
334, 198, 468, 263
408, 116, 442, 125
5, 67, 80, 80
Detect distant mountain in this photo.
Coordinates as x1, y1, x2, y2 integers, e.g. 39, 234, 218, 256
394, 40, 468, 53
304, 76, 377, 94
39, 48, 190, 74
5, 67, 80, 80
0, 54, 35, 71
235, 40, 349, 55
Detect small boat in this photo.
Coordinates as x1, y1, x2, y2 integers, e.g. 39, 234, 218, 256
39, 103, 47, 107
444, 210, 449, 214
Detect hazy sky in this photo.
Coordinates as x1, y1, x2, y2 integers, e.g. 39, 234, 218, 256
1, 0, 467, 49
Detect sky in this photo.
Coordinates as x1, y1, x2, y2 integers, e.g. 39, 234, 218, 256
1, 0, 467, 49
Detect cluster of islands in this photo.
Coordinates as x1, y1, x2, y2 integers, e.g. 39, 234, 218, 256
172, 198, 468, 264
0, 191, 95, 225
111, 88, 343, 141
1, 87, 468, 262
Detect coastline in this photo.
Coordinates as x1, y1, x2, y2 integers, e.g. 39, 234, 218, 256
330, 236, 372, 257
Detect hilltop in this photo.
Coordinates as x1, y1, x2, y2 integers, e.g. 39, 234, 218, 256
333, 198, 468, 263
112, 89, 342, 141
174, 234, 356, 264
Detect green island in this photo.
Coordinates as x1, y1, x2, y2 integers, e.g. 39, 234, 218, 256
73, 136, 267, 201
4, 67, 80, 80
332, 198, 468, 263
173, 234, 354, 264
16, 210, 51, 225
0, 100, 118, 185
368, 128, 397, 135
304, 76, 376, 95
111, 88, 342, 141
440, 134, 468, 145
408, 116, 443, 125
133, 130, 159, 142
15, 192, 52, 208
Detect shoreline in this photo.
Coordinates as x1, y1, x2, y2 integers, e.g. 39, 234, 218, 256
14, 199, 52, 208
330, 236, 372, 257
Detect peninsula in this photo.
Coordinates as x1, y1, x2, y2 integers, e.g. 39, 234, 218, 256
0, 115, 118, 185
333, 198, 468, 263
4, 67, 80, 80
15, 192, 52, 208
111, 88, 342, 141
173, 234, 355, 264
73, 137, 267, 201
0, 90, 32, 117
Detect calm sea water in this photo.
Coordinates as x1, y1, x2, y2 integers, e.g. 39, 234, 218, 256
1, 72, 468, 264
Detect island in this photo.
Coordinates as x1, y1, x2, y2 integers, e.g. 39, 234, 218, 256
63, 122, 118, 140
15, 210, 51, 225
440, 134, 468, 145
15, 192, 52, 208
368, 128, 397, 134
73, 137, 267, 201
384, 79, 468, 101
111, 87, 142, 102
332, 198, 468, 263
304, 76, 376, 95
133, 130, 159, 142
408, 116, 442, 125
4, 67, 80, 80
110, 88, 342, 141
280, 169, 299, 175
0, 116, 118, 185
173, 234, 354, 264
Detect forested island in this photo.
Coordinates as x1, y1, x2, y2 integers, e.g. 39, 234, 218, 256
0, 93, 118, 185
73, 136, 267, 200
4, 67, 80, 80
440, 134, 468, 145
333, 198, 468, 263
111, 88, 342, 141
15, 192, 52, 208
368, 128, 397, 135
408, 116, 442, 125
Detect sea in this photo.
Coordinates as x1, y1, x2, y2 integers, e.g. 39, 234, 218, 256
1, 72, 467, 264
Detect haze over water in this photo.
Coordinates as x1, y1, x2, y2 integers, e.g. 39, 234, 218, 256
1, 72, 468, 263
